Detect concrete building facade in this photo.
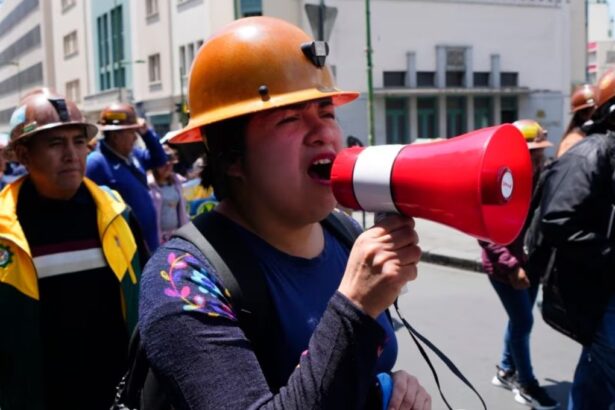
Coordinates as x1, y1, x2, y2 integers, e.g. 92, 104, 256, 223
50, 0, 90, 109
81, 0, 137, 123
587, 0, 615, 84
168, 0, 235, 135
1, 0, 587, 148
264, 0, 584, 146
0, 0, 55, 132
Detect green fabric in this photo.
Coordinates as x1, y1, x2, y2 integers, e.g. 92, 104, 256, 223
0, 210, 141, 409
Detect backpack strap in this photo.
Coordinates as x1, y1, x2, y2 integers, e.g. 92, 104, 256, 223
173, 212, 282, 388
322, 209, 363, 248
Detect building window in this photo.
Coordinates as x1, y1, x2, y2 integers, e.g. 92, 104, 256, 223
385, 98, 409, 144
474, 97, 493, 129
446, 48, 465, 70
179, 45, 186, 77
97, 5, 125, 91
149, 54, 161, 83
383, 71, 406, 87
417, 97, 438, 139
63, 31, 78, 58
62, 0, 76, 12
501, 72, 518, 87
473, 72, 490, 87
146, 0, 159, 17
65, 79, 81, 103
446, 71, 464, 87
501, 96, 518, 123
239, 0, 262, 17
187, 43, 195, 71
446, 96, 467, 138
416, 72, 435, 88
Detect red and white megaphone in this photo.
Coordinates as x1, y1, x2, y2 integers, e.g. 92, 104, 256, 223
331, 124, 532, 245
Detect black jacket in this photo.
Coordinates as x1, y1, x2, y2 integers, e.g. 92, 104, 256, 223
539, 131, 615, 338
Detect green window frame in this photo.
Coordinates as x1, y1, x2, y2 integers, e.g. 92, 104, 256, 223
417, 97, 438, 139
446, 96, 467, 138
385, 98, 409, 144
474, 96, 493, 129
97, 5, 125, 91
501, 96, 518, 123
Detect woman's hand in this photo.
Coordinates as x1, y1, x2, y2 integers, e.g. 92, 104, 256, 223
338, 214, 420, 318
389, 370, 431, 410
508, 267, 530, 290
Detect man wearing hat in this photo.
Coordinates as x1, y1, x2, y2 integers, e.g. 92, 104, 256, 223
539, 69, 615, 408
0, 90, 148, 409
86, 102, 167, 252
479, 120, 559, 410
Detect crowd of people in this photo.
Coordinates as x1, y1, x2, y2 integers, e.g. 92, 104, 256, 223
478, 70, 615, 410
0, 14, 613, 410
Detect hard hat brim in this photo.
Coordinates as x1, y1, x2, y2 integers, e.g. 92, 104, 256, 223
527, 140, 553, 150
99, 124, 141, 132
10, 121, 99, 148
571, 103, 595, 114
171, 89, 360, 144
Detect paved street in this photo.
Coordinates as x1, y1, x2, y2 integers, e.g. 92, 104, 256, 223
393, 262, 580, 410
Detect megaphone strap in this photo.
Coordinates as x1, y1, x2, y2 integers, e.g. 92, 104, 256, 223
393, 300, 488, 410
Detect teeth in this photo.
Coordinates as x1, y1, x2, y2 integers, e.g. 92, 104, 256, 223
313, 158, 332, 165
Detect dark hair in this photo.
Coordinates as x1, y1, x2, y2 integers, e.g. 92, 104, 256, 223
201, 114, 250, 201
346, 135, 363, 148
583, 97, 615, 135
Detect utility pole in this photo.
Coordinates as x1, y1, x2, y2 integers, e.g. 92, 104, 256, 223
318, 0, 325, 41
365, 0, 375, 146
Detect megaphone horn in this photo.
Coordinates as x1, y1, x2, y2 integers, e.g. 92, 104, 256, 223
331, 124, 532, 245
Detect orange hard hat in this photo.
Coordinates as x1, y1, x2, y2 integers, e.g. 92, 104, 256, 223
513, 119, 552, 150
172, 16, 359, 144
595, 68, 615, 110
8, 91, 98, 147
98, 102, 140, 131
570, 84, 596, 113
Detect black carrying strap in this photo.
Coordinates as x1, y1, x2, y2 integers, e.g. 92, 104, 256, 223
393, 300, 487, 410
174, 212, 282, 387
327, 211, 487, 409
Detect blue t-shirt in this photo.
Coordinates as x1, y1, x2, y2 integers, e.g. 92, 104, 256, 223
233, 219, 398, 379
138, 211, 397, 408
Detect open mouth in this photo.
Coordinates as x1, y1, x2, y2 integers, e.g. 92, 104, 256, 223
308, 157, 334, 182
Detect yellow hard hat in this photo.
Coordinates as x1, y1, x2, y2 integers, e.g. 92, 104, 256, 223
512, 119, 552, 150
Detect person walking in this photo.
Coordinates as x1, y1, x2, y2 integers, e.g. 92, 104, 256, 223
0, 90, 148, 409
539, 69, 615, 410
86, 102, 167, 252
556, 84, 596, 158
148, 144, 189, 243
479, 119, 559, 410
138, 16, 430, 409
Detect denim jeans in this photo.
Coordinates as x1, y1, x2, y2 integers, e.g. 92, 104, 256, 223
489, 276, 540, 386
568, 294, 615, 410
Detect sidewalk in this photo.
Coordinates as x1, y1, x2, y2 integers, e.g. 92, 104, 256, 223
351, 211, 484, 272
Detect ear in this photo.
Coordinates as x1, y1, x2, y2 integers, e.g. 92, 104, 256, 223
225, 156, 245, 179
13, 144, 30, 168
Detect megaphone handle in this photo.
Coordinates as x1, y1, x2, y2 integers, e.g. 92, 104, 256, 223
374, 212, 410, 296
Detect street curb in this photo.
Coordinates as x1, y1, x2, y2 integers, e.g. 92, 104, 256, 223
420, 250, 484, 273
